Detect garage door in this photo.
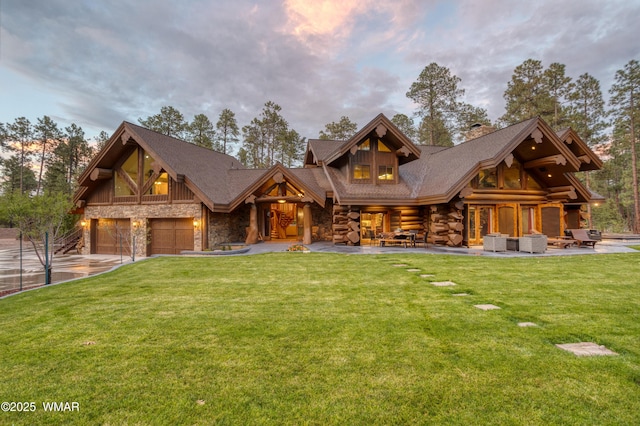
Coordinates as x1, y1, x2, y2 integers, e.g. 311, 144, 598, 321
93, 218, 131, 255
149, 218, 194, 255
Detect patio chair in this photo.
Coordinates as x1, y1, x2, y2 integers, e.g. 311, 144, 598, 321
567, 229, 598, 248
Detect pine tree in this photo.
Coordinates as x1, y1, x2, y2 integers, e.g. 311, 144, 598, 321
543, 62, 573, 129
318, 116, 358, 140
5, 117, 34, 195
500, 59, 555, 125
390, 114, 416, 140
138, 106, 188, 138
215, 109, 240, 155
188, 114, 215, 150
609, 59, 640, 232
406, 63, 463, 146
34, 116, 63, 195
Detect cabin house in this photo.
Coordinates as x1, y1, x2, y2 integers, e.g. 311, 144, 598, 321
73, 114, 603, 256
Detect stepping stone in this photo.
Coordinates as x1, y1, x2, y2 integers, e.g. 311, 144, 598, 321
392, 264, 408, 267
555, 342, 618, 356
474, 304, 501, 310
406, 268, 421, 272
420, 274, 435, 278
452, 293, 469, 297
431, 281, 457, 287
518, 322, 537, 327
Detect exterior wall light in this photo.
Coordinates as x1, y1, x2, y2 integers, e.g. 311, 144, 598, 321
193, 219, 200, 229
80, 220, 87, 228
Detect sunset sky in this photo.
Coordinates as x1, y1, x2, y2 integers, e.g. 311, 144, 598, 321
1, 0, 638, 148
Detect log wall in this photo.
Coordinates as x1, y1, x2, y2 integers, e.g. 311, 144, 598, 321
332, 205, 361, 245
428, 201, 464, 247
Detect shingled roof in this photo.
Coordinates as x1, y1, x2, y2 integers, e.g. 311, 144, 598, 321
76, 114, 601, 213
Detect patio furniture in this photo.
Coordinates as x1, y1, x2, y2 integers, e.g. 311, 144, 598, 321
506, 237, 519, 251
547, 236, 576, 249
519, 234, 547, 253
379, 231, 413, 248
483, 233, 507, 252
567, 229, 598, 247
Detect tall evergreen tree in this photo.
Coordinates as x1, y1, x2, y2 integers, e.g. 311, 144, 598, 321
319, 116, 358, 140
5, 117, 34, 195
33, 116, 63, 195
568, 73, 608, 146
500, 59, 555, 126
609, 59, 640, 232
138, 106, 188, 138
94, 130, 111, 151
543, 62, 574, 129
406, 63, 463, 146
187, 114, 215, 150
1, 155, 37, 195
44, 124, 93, 194
390, 114, 416, 140
215, 108, 240, 155
567, 73, 607, 228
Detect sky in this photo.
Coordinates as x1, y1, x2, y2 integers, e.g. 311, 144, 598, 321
1, 0, 639, 149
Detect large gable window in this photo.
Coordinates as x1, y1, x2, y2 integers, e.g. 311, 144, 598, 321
115, 150, 138, 196
145, 172, 169, 195
502, 158, 522, 189
478, 168, 497, 188
350, 136, 397, 184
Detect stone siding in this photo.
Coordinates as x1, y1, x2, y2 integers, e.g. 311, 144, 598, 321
208, 204, 251, 247
311, 200, 334, 241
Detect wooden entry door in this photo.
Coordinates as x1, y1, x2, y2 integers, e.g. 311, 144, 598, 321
149, 218, 194, 255
468, 206, 494, 245
497, 204, 517, 237
540, 204, 563, 238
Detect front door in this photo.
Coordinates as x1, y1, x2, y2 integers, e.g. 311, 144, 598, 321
264, 202, 299, 240
468, 206, 494, 245
497, 204, 517, 237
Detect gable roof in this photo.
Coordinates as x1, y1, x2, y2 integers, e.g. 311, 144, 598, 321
556, 127, 603, 171
75, 122, 244, 210
322, 113, 421, 166
224, 163, 329, 212
399, 117, 591, 204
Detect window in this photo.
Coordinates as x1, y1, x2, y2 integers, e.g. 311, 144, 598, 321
502, 159, 521, 189
378, 165, 394, 181
378, 140, 392, 152
115, 150, 138, 196
145, 172, 169, 195
478, 168, 497, 188
358, 139, 371, 151
526, 173, 542, 189
353, 164, 370, 180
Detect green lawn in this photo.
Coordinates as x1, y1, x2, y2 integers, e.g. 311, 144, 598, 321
1, 252, 640, 425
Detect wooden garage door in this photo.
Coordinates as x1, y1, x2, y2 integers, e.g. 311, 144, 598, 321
94, 219, 131, 255
149, 218, 194, 255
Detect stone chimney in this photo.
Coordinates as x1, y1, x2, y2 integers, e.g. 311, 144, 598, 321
465, 123, 496, 141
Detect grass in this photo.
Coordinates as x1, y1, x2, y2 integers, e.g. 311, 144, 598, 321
1, 252, 640, 425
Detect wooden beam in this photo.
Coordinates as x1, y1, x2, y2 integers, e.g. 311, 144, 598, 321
578, 154, 591, 164
121, 130, 132, 145
375, 124, 387, 138
90, 168, 113, 181
396, 146, 411, 157
531, 128, 543, 144
547, 185, 575, 193
524, 154, 567, 169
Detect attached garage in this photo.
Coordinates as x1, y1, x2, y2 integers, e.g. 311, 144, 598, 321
92, 218, 131, 255
148, 218, 194, 255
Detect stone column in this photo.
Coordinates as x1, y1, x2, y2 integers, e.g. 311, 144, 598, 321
303, 203, 312, 245
245, 203, 259, 244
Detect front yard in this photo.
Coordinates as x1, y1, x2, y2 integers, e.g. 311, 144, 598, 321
1, 253, 639, 424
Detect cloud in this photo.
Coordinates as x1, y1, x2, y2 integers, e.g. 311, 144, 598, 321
0, 0, 638, 143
